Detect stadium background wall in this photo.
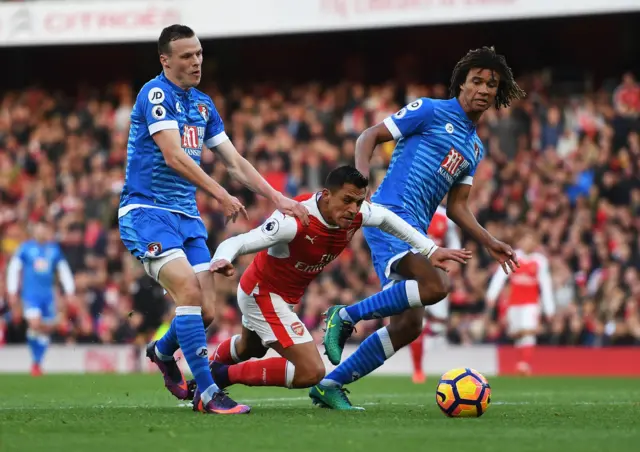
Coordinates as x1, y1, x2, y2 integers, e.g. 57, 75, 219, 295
0, 344, 639, 376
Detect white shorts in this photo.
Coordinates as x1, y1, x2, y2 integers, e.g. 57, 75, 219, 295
507, 304, 540, 334
237, 285, 313, 348
425, 295, 449, 320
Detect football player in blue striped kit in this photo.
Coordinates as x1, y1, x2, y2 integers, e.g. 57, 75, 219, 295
313, 47, 526, 410
119, 24, 308, 415
6, 220, 75, 376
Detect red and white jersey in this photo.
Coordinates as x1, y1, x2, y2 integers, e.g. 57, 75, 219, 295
486, 249, 555, 316
427, 206, 461, 249
213, 192, 437, 304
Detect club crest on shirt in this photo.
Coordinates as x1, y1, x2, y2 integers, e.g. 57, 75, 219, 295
290, 321, 305, 337
197, 103, 209, 122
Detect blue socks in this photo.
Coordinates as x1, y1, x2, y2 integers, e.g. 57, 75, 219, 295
321, 327, 395, 387
155, 318, 179, 359
173, 306, 219, 404
342, 280, 422, 324
27, 330, 49, 366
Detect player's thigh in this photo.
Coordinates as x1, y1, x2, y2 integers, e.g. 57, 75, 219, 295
156, 257, 202, 307
508, 305, 539, 335
363, 226, 412, 288
237, 285, 313, 350
24, 298, 56, 331
183, 219, 215, 316
395, 251, 450, 299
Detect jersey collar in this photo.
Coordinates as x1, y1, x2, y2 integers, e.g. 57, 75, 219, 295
305, 192, 339, 229
450, 98, 476, 129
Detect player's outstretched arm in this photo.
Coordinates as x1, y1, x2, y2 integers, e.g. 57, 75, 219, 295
354, 123, 394, 179
212, 141, 309, 225
361, 202, 472, 271
154, 130, 247, 222
209, 213, 298, 275
447, 183, 518, 274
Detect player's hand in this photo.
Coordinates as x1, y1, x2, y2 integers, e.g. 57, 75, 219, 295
220, 193, 249, 225
209, 259, 235, 277
428, 247, 473, 272
487, 238, 519, 274
274, 193, 309, 226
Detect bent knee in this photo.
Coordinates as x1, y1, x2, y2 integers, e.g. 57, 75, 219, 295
294, 363, 325, 387
417, 272, 450, 306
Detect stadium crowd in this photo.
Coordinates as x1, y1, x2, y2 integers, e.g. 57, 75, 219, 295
0, 70, 639, 348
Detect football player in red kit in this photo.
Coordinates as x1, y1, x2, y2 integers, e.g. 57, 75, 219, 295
486, 228, 555, 375
188, 166, 471, 394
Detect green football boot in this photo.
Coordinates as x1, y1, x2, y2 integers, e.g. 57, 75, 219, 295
322, 305, 355, 365
309, 384, 364, 411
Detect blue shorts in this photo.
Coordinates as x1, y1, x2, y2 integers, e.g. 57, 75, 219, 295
23, 297, 56, 322
119, 207, 210, 271
363, 209, 428, 290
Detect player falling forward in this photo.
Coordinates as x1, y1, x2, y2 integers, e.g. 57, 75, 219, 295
314, 46, 526, 410
486, 228, 555, 375
6, 220, 75, 376
118, 24, 307, 415
184, 166, 469, 397
409, 205, 462, 384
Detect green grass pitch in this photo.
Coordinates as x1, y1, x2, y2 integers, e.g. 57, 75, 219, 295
1, 374, 639, 452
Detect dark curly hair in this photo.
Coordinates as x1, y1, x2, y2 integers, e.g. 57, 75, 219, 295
449, 46, 526, 109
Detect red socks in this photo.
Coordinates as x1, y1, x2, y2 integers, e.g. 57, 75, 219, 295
410, 332, 425, 373
228, 357, 288, 387
520, 345, 534, 364
212, 337, 236, 365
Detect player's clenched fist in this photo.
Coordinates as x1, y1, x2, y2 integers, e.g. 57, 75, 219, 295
209, 258, 235, 276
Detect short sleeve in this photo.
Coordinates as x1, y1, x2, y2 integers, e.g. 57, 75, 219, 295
138, 83, 179, 136
456, 140, 484, 185
204, 100, 229, 148
383, 97, 434, 140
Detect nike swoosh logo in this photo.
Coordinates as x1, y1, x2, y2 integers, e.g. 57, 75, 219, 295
315, 386, 325, 396
326, 310, 338, 329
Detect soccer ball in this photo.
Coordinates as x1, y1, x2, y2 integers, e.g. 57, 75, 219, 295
436, 368, 491, 417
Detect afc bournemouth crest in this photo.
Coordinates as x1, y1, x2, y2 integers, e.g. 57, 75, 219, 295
147, 242, 162, 256
197, 103, 209, 122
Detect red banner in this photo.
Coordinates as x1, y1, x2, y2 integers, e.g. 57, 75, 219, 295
498, 346, 640, 376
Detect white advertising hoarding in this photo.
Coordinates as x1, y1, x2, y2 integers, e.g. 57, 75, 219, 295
0, 0, 637, 47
